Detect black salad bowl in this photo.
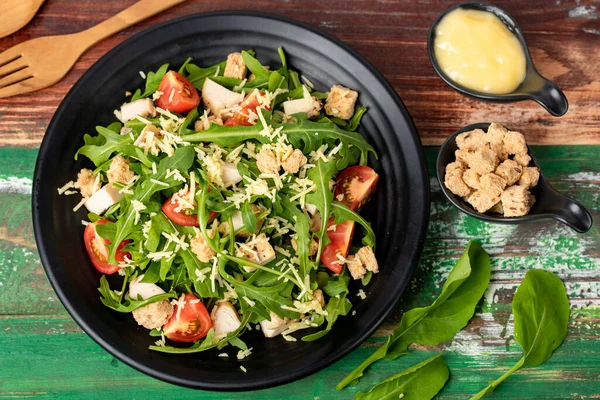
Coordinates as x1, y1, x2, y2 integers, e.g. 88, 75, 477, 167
32, 12, 430, 391
437, 123, 592, 233
428, 2, 569, 117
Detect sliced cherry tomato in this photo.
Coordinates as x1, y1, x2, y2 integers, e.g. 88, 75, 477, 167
320, 219, 355, 274
163, 294, 212, 342
224, 89, 268, 127
155, 71, 200, 113
162, 197, 217, 226
83, 220, 130, 275
334, 166, 379, 211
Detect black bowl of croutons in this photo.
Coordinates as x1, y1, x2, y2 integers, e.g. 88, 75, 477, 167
437, 122, 592, 233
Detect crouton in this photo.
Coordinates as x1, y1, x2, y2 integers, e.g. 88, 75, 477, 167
223, 52, 247, 80
518, 166, 540, 188
503, 130, 528, 155
75, 168, 101, 198
313, 289, 326, 307
356, 246, 378, 273
281, 149, 307, 174
107, 155, 135, 184
132, 300, 173, 330
324, 85, 358, 120
501, 185, 534, 217
456, 129, 486, 151
256, 147, 279, 174
465, 144, 499, 175
467, 190, 500, 213
462, 169, 481, 189
485, 123, 507, 145
513, 152, 531, 167
455, 149, 470, 164
346, 255, 366, 280
444, 161, 472, 197
310, 211, 322, 233
291, 237, 318, 257
190, 230, 216, 263
236, 233, 276, 265
479, 173, 507, 198
495, 159, 523, 186
194, 115, 223, 132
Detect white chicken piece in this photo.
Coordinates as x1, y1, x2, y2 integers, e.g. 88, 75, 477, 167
128, 275, 165, 300
211, 301, 242, 338
202, 79, 244, 115
120, 98, 156, 122
221, 162, 242, 187
282, 96, 322, 119
260, 312, 290, 338
129, 275, 173, 330
84, 184, 123, 215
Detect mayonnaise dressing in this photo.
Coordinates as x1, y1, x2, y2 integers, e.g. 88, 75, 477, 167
434, 8, 526, 94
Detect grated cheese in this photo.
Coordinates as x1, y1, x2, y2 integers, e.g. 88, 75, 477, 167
300, 76, 315, 89
152, 91, 163, 101
131, 200, 146, 225
73, 197, 87, 212
195, 267, 211, 282
171, 295, 187, 320
150, 178, 169, 187
218, 353, 229, 358
274, 246, 291, 258
242, 296, 256, 307
139, 70, 146, 79
357, 289, 367, 300
58, 180, 75, 195
237, 347, 253, 360
240, 366, 247, 373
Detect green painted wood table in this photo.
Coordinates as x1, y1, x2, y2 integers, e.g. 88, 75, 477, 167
0, 1, 598, 399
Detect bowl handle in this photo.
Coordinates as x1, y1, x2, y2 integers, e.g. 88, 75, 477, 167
529, 78, 569, 117
537, 185, 593, 233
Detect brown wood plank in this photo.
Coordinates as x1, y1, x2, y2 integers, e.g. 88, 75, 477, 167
0, 0, 598, 147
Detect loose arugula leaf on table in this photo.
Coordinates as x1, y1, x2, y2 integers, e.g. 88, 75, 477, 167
76, 125, 132, 167
106, 146, 195, 264
337, 241, 490, 390
98, 275, 176, 312
305, 159, 337, 261
131, 63, 169, 101
470, 269, 569, 399
354, 354, 449, 400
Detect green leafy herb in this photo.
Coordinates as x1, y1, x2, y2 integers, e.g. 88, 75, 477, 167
75, 126, 132, 167
241, 50, 269, 79
337, 241, 490, 390
354, 354, 449, 400
98, 275, 175, 312
470, 269, 569, 399
331, 201, 376, 247
302, 275, 351, 341
131, 63, 169, 101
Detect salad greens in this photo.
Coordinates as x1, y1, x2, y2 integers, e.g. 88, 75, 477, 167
64, 47, 380, 352
354, 354, 449, 400
338, 241, 490, 390
470, 269, 570, 399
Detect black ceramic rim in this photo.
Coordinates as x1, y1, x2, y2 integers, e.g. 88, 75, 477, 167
32, 11, 429, 391
427, 2, 538, 102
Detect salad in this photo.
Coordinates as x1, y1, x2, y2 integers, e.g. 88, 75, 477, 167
58, 48, 380, 356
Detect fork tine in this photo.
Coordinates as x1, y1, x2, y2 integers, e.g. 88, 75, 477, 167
0, 78, 36, 99
0, 58, 27, 78
0, 68, 33, 89
0, 46, 23, 67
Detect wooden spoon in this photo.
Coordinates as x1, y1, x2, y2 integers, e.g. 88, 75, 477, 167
0, 0, 185, 99
0, 0, 45, 39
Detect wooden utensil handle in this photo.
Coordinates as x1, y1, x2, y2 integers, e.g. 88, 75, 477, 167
78, 0, 185, 47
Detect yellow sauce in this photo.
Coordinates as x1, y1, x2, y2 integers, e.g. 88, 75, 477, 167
434, 8, 526, 94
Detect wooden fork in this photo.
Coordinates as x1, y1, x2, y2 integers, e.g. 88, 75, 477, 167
0, 0, 185, 99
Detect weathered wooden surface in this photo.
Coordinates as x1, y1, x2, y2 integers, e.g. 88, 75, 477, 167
0, 0, 599, 146
0, 0, 599, 398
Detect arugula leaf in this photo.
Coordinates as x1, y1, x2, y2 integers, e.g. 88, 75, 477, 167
178, 57, 193, 75
107, 147, 195, 264
185, 61, 226, 90
305, 160, 337, 261
241, 50, 269, 78
470, 269, 569, 399
303, 277, 351, 341
337, 241, 490, 390
355, 354, 449, 400
98, 275, 175, 312
280, 195, 312, 278
241, 202, 258, 234
149, 329, 216, 353
331, 201, 376, 247
346, 106, 368, 132
182, 122, 270, 147
131, 63, 169, 101
76, 126, 132, 166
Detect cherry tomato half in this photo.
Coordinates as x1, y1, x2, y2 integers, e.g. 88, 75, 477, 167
83, 220, 130, 275
156, 71, 200, 113
163, 294, 213, 342
162, 196, 218, 226
224, 89, 268, 127
334, 166, 379, 211
320, 219, 355, 274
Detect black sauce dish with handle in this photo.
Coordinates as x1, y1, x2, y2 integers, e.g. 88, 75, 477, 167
437, 123, 593, 233
428, 2, 569, 117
